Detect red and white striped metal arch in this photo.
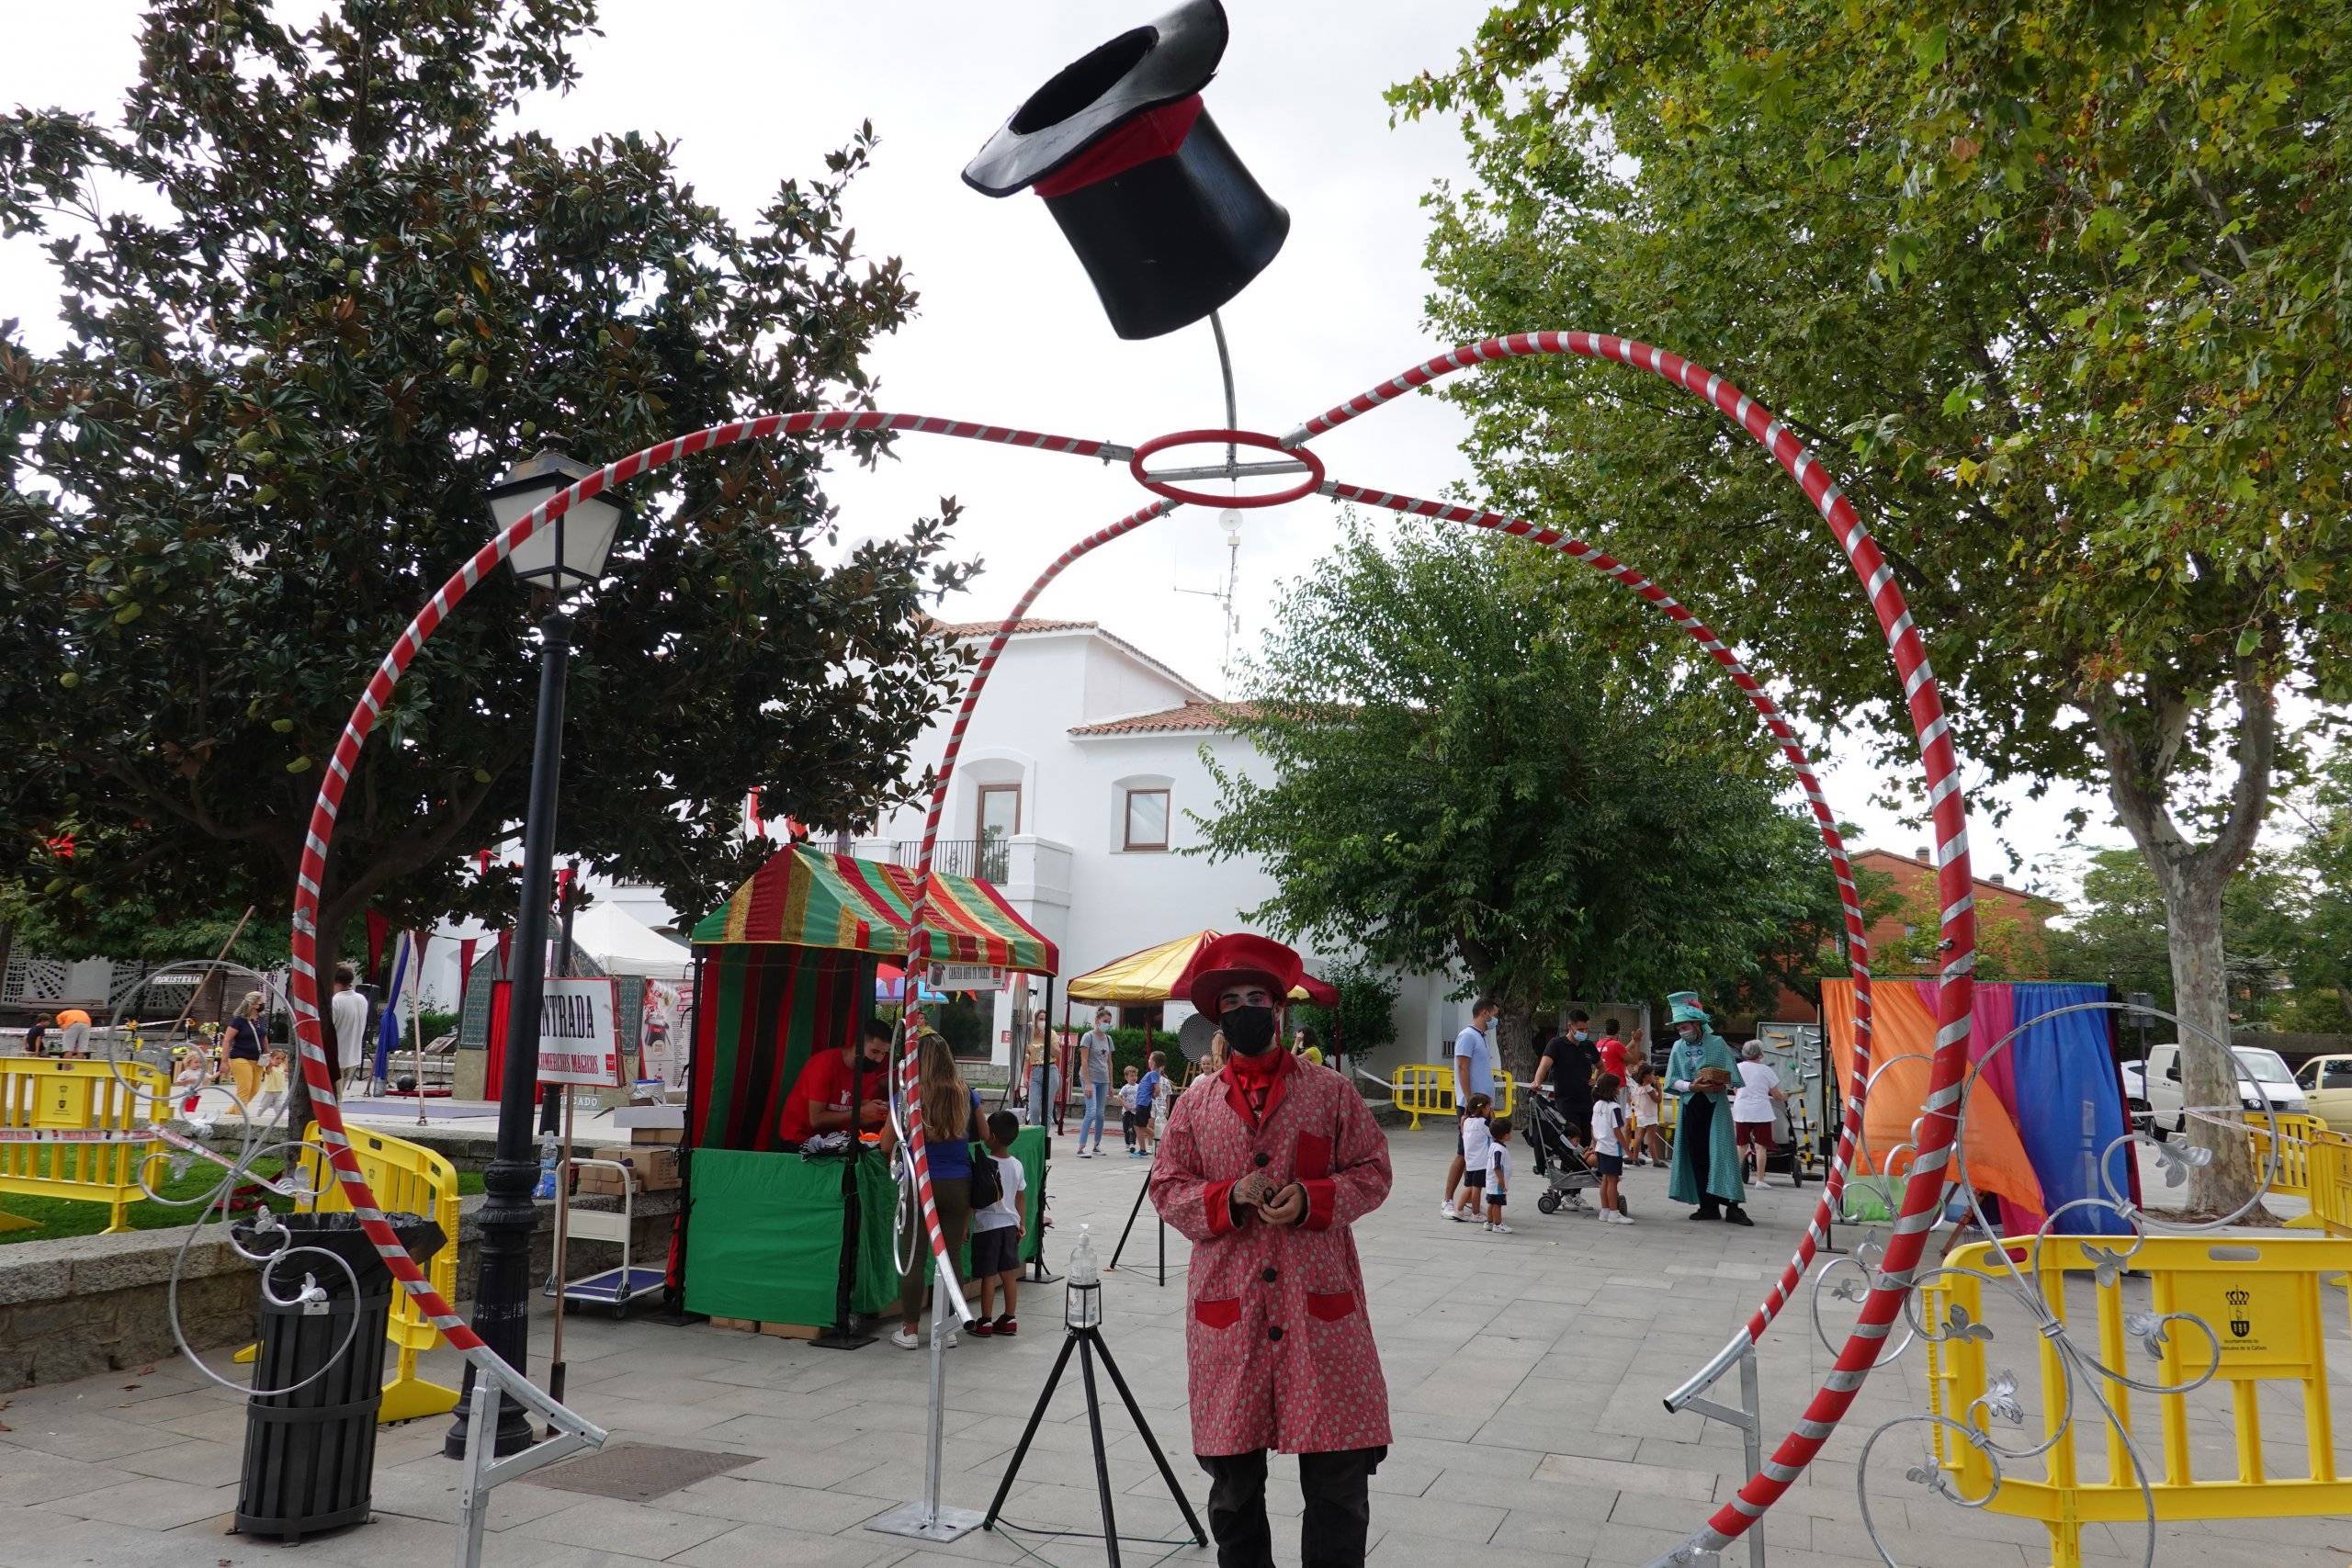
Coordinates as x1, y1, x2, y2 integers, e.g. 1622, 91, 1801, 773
899, 497, 1175, 1324
282, 409, 1128, 1379
284, 334, 1973, 1568
1295, 333, 1978, 1562
1322, 478, 1877, 1353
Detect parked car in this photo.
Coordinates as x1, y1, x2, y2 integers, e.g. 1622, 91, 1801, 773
2293, 1054, 2352, 1134
2121, 1043, 2307, 1140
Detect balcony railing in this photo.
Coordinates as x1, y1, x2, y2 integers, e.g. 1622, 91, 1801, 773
887, 837, 1011, 885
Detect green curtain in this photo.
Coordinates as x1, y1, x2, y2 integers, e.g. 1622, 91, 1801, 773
686, 1130, 1053, 1326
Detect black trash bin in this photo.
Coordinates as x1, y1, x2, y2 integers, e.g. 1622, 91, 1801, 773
235, 1211, 446, 1542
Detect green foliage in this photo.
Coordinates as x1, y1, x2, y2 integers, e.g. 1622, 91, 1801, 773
1395, 0, 2352, 1204
1395, 1, 2348, 788
1198, 522, 1852, 1074
2046, 843, 2321, 1026
1297, 957, 1401, 1057
0, 2, 975, 1003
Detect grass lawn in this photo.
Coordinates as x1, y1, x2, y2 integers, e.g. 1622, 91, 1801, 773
0, 1155, 485, 1246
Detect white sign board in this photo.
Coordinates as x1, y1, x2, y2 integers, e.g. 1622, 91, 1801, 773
535, 978, 622, 1087
935, 964, 1004, 993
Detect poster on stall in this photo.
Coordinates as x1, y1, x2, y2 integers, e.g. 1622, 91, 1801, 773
640, 981, 683, 1087
536, 977, 622, 1087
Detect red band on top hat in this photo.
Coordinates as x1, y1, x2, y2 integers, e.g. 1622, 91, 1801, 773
1032, 95, 1204, 199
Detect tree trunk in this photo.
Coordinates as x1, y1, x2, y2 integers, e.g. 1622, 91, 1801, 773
2156, 863, 2257, 1213
2087, 667, 2275, 1217
1494, 1003, 1540, 1084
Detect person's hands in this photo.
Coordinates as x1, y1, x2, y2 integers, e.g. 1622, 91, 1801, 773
1232, 1170, 1277, 1212
859, 1099, 890, 1127
1258, 1183, 1308, 1227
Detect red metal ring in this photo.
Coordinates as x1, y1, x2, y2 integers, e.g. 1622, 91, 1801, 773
1128, 428, 1325, 509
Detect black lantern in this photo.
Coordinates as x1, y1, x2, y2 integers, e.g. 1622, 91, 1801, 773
964, 0, 1288, 340
486, 448, 626, 595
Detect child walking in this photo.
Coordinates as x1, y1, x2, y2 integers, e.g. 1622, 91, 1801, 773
1590, 1072, 1634, 1224
1137, 1052, 1166, 1156
968, 1111, 1027, 1337
1484, 1115, 1514, 1234
1629, 1062, 1668, 1167
249, 1049, 291, 1123
1449, 1093, 1495, 1222
1117, 1065, 1143, 1155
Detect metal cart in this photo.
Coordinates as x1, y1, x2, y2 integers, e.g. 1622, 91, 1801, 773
549, 1157, 665, 1315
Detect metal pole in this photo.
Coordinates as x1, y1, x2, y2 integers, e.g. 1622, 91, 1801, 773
1739, 1349, 1766, 1568
1208, 310, 1238, 468
548, 1089, 575, 1404
445, 605, 571, 1459
539, 872, 580, 1136
923, 1266, 949, 1523
413, 950, 428, 1127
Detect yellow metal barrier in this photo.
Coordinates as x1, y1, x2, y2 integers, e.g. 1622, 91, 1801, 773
2245, 1112, 2323, 1201
1923, 1234, 2352, 1568
2280, 1124, 2352, 1239
1390, 1065, 1518, 1131
232, 1123, 462, 1423
1391, 1064, 1451, 1131
0, 1057, 168, 1234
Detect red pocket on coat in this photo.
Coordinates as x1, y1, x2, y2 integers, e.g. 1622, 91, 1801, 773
1306, 1291, 1355, 1322
1193, 1297, 1241, 1330
1294, 1133, 1332, 1181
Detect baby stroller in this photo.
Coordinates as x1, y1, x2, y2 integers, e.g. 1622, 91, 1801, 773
1526, 1090, 1600, 1216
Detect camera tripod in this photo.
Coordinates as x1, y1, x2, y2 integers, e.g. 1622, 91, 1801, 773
981, 1317, 1204, 1567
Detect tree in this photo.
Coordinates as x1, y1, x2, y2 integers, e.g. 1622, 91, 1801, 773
1199, 521, 1852, 1077
1395, 0, 2352, 1209
2281, 750, 2352, 1031
1296, 957, 1402, 1063
1878, 879, 2054, 980
2044, 845, 2307, 1026
0, 0, 976, 1122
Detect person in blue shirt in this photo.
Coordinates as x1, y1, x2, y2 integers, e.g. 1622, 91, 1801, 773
1136, 1052, 1166, 1158
1442, 998, 1498, 1220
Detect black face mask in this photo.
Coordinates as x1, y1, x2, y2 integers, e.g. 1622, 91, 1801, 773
1222, 1005, 1279, 1055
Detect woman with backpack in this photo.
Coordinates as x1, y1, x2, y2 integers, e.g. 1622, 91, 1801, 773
895, 1029, 985, 1349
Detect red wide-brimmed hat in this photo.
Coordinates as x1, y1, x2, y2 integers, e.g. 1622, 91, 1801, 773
1180, 931, 1305, 1017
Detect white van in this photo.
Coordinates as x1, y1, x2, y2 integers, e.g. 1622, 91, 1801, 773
2120, 1043, 2308, 1138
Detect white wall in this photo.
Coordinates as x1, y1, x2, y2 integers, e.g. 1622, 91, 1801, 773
857, 627, 1481, 1076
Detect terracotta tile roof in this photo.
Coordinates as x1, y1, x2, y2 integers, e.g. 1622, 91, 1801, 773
929, 617, 1098, 637
1069, 701, 1262, 737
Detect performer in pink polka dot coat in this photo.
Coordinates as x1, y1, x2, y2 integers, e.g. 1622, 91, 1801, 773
1150, 931, 1393, 1568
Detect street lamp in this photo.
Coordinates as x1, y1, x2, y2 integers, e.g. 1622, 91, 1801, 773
446, 446, 625, 1459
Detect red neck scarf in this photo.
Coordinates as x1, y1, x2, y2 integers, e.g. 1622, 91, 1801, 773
1223, 1043, 1292, 1130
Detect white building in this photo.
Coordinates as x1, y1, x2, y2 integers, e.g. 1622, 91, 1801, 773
851, 619, 1457, 1074
412, 618, 1466, 1079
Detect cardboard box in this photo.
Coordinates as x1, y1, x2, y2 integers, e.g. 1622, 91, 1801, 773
630, 1148, 681, 1191
628, 1126, 682, 1146
759, 1321, 820, 1341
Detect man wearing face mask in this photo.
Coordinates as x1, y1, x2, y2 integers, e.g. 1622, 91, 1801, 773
1664, 991, 1749, 1224
1151, 933, 1394, 1568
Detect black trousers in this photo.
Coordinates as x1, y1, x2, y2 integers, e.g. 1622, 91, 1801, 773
1199, 1447, 1384, 1568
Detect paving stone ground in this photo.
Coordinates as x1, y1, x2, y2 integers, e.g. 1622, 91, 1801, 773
0, 1124, 2346, 1568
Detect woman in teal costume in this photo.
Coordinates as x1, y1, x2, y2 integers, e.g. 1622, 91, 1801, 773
1664, 991, 1750, 1225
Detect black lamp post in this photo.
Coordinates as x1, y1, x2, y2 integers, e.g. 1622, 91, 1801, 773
445, 447, 626, 1459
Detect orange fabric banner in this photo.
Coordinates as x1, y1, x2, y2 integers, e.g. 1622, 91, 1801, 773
1822, 980, 2043, 1223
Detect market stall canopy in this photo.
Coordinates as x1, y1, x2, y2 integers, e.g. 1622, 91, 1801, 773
690, 843, 1057, 975
1067, 929, 1333, 1005
571, 900, 691, 981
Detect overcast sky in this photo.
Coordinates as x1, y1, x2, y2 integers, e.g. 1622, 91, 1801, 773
1, 1, 2137, 898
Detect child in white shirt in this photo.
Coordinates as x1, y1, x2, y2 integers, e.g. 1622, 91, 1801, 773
1590, 1072, 1634, 1224
969, 1110, 1028, 1337
1484, 1116, 1513, 1234
1451, 1094, 1495, 1222
1629, 1063, 1667, 1168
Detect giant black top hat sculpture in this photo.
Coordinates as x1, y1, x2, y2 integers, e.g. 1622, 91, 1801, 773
965, 0, 1288, 340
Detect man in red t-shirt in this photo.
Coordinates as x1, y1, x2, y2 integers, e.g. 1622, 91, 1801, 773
778, 1022, 892, 1146
1598, 1016, 1630, 1083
